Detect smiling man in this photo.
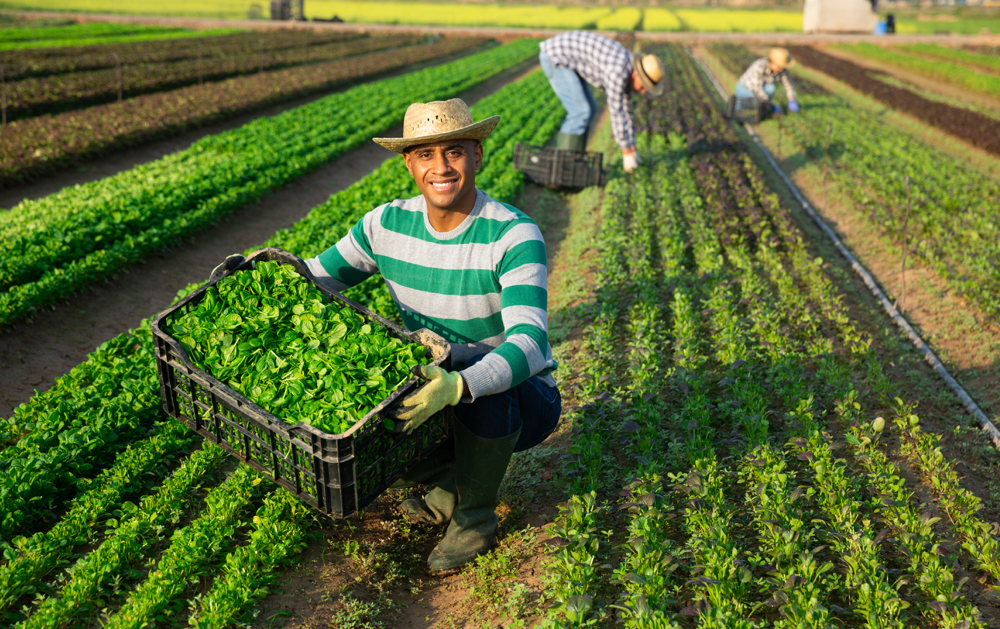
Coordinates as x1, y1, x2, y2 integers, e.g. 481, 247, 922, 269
304, 98, 560, 575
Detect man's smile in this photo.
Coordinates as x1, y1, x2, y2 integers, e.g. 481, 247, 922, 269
430, 179, 458, 193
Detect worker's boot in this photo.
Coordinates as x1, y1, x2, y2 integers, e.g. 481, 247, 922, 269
389, 442, 456, 526
427, 421, 520, 576
555, 132, 587, 152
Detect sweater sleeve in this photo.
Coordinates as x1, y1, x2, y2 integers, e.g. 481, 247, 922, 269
458, 222, 552, 400
305, 205, 383, 291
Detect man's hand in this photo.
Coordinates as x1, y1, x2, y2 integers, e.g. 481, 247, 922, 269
210, 254, 245, 281
390, 365, 465, 434
771, 103, 782, 115
788, 100, 800, 113
623, 149, 642, 174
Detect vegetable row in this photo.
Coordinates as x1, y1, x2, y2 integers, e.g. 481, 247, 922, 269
4, 33, 417, 120
0, 29, 356, 80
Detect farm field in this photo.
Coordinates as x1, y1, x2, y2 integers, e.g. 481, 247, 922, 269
0, 34, 485, 185
2, 10, 1000, 629
4, 3, 1000, 34
698, 41, 1000, 477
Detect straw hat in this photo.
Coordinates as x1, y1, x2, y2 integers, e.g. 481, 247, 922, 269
768, 47, 794, 70
373, 99, 500, 154
632, 53, 665, 96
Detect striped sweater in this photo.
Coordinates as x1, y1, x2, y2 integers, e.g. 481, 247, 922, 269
305, 189, 557, 401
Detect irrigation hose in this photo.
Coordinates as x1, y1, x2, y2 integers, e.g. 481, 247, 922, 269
685, 46, 1000, 450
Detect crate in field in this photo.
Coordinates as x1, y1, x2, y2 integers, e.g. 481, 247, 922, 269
725, 95, 771, 124
151, 248, 452, 518
513, 142, 605, 189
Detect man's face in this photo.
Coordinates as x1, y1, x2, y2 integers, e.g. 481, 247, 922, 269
770, 61, 784, 73
403, 139, 483, 213
630, 71, 647, 95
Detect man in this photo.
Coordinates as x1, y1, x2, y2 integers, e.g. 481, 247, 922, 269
304, 99, 561, 576
538, 30, 664, 173
736, 47, 800, 115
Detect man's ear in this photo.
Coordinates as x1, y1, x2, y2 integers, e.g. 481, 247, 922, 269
402, 149, 414, 176
474, 141, 484, 171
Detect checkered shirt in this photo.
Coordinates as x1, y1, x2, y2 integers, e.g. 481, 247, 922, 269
540, 31, 636, 149
738, 58, 798, 103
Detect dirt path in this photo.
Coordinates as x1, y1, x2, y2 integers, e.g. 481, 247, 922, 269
0, 41, 494, 210
0, 58, 538, 417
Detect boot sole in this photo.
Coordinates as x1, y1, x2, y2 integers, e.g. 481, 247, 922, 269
427, 531, 498, 577
397, 502, 450, 526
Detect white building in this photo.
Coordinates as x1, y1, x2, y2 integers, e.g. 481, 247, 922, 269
803, 0, 880, 33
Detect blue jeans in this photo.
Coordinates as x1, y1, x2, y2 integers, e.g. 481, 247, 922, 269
540, 51, 598, 136
454, 353, 561, 452
735, 81, 776, 101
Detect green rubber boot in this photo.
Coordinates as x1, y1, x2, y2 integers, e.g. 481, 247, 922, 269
427, 422, 520, 576
389, 442, 456, 526
555, 132, 587, 152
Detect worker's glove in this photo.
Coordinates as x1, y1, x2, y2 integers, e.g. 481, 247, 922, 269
623, 152, 641, 174
389, 365, 464, 435
788, 100, 800, 113
210, 254, 245, 281
771, 103, 782, 115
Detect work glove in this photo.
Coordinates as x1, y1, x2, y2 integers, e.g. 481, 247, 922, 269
788, 100, 800, 113
771, 103, 782, 115
210, 253, 245, 281
623, 152, 641, 174
390, 365, 464, 435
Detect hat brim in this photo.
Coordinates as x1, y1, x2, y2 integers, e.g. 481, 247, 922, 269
373, 115, 500, 154
632, 56, 664, 97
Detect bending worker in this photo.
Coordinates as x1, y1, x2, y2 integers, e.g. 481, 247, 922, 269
736, 47, 799, 114
539, 30, 664, 173
305, 99, 560, 575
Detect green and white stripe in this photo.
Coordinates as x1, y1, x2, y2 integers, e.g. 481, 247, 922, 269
308, 189, 556, 399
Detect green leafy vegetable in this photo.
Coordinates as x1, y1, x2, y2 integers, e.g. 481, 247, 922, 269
166, 261, 429, 435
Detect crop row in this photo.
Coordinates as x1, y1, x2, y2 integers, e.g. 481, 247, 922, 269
1, 37, 486, 187
4, 33, 419, 119
539, 43, 992, 627
0, 67, 563, 626
710, 43, 1000, 322
834, 43, 1000, 101
787, 45, 1000, 158
0, 29, 357, 80
0, 38, 528, 331
0, 22, 240, 52
894, 43, 1000, 75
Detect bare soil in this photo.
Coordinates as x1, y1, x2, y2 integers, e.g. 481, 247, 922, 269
0, 59, 538, 418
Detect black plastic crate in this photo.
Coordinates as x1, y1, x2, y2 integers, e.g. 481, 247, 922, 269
725, 95, 771, 124
513, 143, 604, 189
151, 248, 452, 518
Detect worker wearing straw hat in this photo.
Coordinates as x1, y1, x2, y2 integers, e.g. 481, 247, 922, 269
736, 47, 800, 115
539, 30, 664, 173
304, 99, 561, 576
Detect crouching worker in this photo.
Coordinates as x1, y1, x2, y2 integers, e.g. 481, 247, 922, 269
304, 99, 561, 576
538, 30, 664, 173
736, 47, 800, 115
